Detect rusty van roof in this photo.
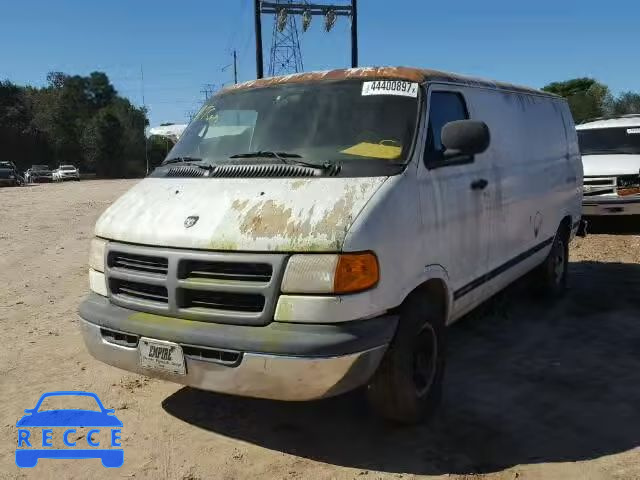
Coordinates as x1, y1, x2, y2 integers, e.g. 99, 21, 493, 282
220, 66, 558, 98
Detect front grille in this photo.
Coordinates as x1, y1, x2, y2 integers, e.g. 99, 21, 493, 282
110, 279, 168, 304
617, 174, 640, 188
180, 289, 265, 312
105, 243, 285, 326
584, 176, 616, 196
179, 260, 272, 283
109, 252, 168, 276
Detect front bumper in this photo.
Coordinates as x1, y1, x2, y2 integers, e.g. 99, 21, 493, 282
583, 196, 640, 216
78, 294, 396, 401
57, 173, 79, 180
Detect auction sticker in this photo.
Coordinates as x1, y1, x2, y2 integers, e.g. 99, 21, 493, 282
362, 80, 419, 97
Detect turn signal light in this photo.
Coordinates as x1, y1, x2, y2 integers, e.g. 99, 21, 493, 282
334, 252, 379, 294
618, 187, 640, 197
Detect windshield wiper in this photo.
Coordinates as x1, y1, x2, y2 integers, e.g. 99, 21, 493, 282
163, 156, 205, 165
229, 151, 333, 170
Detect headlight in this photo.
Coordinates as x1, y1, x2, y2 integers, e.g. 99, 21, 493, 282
89, 238, 107, 272
281, 252, 379, 294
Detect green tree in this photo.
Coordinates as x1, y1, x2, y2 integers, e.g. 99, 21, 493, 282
612, 92, 640, 115
82, 110, 124, 178
542, 78, 613, 123
86, 72, 116, 110
147, 134, 174, 169
3, 70, 149, 178
0, 81, 49, 170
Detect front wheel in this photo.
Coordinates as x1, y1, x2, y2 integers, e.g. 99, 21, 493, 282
366, 293, 446, 424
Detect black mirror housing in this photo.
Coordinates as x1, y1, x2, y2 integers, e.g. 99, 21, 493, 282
441, 120, 490, 159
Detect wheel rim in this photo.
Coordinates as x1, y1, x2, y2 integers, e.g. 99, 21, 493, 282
412, 324, 438, 398
553, 239, 566, 285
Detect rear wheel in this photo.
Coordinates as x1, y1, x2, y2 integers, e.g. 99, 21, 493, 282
536, 225, 569, 297
366, 292, 446, 424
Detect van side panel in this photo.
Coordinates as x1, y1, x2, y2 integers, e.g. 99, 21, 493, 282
459, 89, 579, 307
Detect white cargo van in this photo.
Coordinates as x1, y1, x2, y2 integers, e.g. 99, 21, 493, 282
577, 115, 640, 216
79, 67, 583, 423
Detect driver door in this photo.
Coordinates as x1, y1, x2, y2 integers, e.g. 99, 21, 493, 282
417, 86, 497, 320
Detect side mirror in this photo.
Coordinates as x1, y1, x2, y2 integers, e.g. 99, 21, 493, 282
441, 120, 490, 160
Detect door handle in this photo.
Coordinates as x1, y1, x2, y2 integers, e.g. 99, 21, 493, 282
470, 178, 489, 190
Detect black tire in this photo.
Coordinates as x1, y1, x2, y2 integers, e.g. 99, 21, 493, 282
366, 292, 446, 424
536, 225, 569, 297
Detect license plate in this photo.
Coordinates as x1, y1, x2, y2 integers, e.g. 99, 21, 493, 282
138, 338, 186, 375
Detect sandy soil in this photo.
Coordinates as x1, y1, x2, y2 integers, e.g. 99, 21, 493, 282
0, 180, 639, 480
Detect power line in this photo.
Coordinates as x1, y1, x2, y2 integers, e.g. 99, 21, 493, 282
200, 83, 217, 101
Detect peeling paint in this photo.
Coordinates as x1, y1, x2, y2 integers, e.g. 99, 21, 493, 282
290, 179, 309, 190
231, 199, 249, 211
239, 200, 294, 239
95, 176, 387, 252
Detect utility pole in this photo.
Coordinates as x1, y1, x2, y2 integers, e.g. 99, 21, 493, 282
200, 83, 216, 101
351, 0, 358, 68
233, 49, 238, 84
254, 0, 264, 79
141, 64, 149, 175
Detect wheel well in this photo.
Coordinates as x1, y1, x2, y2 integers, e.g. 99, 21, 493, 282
398, 279, 449, 326
559, 215, 572, 239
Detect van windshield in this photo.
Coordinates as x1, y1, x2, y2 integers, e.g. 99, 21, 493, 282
165, 79, 420, 168
578, 127, 640, 155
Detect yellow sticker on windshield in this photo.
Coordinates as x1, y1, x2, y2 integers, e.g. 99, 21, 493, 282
341, 142, 402, 160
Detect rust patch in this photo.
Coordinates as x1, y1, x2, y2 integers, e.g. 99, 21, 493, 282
219, 66, 556, 98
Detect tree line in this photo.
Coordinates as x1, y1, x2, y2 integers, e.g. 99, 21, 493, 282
0, 71, 150, 177
542, 78, 640, 124
2, 72, 639, 179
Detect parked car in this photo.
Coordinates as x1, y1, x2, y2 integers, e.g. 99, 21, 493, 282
577, 115, 640, 216
0, 161, 23, 186
53, 164, 80, 182
79, 67, 583, 423
25, 165, 53, 183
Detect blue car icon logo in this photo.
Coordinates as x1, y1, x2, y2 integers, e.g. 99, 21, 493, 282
16, 391, 123, 468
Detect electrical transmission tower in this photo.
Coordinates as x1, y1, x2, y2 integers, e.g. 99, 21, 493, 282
254, 1, 358, 79
268, 0, 304, 76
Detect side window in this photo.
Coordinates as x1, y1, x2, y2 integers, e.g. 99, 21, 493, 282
425, 91, 469, 162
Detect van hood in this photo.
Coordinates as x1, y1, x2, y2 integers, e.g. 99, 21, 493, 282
582, 154, 640, 177
95, 177, 387, 251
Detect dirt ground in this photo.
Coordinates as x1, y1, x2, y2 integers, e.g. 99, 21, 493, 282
0, 180, 639, 480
